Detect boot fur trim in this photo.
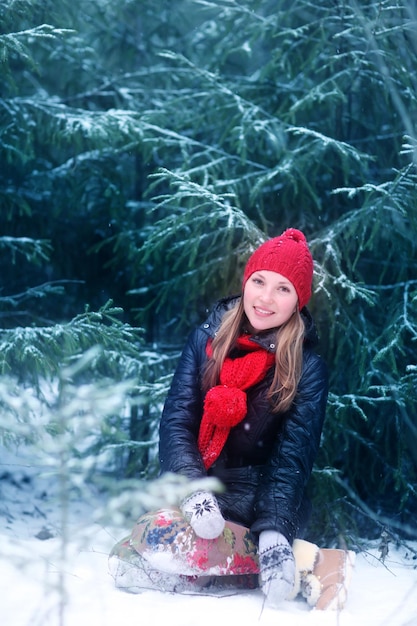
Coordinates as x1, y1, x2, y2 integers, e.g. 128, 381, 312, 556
287, 539, 320, 600
302, 573, 322, 606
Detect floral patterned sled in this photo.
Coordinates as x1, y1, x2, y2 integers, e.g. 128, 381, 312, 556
109, 507, 260, 594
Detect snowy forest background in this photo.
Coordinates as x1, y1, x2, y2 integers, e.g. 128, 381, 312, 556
1, 0, 416, 565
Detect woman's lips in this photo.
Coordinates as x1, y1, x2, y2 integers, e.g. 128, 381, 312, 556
254, 306, 274, 316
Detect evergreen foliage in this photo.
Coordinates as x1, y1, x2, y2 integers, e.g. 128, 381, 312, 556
0, 0, 416, 544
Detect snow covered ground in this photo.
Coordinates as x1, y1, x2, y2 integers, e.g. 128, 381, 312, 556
1, 445, 417, 626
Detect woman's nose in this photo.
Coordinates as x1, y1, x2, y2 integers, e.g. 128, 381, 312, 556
260, 287, 274, 302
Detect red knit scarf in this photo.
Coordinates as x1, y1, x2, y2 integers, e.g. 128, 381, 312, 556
198, 335, 275, 470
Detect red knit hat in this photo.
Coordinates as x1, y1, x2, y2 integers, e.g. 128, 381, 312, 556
243, 228, 313, 310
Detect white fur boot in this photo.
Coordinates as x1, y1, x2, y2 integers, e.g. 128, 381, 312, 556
288, 539, 356, 611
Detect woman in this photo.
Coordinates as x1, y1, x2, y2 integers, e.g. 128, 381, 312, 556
109, 228, 355, 610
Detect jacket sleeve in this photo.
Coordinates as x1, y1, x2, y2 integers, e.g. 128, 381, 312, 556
251, 350, 328, 543
158, 327, 208, 479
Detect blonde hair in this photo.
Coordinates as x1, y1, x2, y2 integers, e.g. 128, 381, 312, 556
202, 298, 305, 413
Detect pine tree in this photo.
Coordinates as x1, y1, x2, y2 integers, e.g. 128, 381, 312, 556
0, 0, 416, 543
115, 0, 417, 541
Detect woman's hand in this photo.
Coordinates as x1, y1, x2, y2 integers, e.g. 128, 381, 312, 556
259, 530, 295, 607
181, 491, 225, 539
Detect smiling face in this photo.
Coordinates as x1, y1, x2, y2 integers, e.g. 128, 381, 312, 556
243, 270, 298, 332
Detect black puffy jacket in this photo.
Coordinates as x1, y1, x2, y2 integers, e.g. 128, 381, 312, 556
159, 296, 328, 543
